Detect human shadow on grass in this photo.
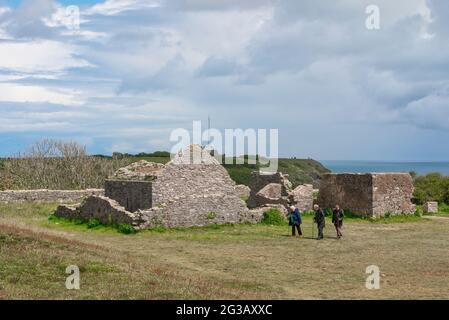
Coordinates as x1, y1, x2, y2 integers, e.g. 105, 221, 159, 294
280, 234, 340, 240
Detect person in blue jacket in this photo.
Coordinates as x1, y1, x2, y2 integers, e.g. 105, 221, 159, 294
288, 205, 302, 237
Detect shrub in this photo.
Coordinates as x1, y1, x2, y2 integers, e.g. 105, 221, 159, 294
261, 209, 286, 226
117, 224, 136, 234
87, 218, 101, 229
439, 203, 449, 214
0, 139, 132, 190
413, 173, 449, 205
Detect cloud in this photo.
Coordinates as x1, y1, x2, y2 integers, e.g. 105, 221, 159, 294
0, 0, 56, 39
85, 0, 160, 16
0, 0, 448, 160
0, 83, 82, 105
0, 40, 91, 74
402, 86, 449, 130
196, 56, 240, 77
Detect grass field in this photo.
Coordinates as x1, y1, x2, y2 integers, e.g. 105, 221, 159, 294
1, 202, 449, 299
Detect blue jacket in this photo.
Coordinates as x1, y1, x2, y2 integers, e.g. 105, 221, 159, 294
289, 208, 302, 225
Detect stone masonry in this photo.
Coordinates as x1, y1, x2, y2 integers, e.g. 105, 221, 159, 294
55, 145, 255, 229
423, 201, 438, 214
0, 189, 104, 203
234, 184, 250, 199
317, 173, 415, 218
289, 184, 314, 212
247, 171, 314, 213
105, 180, 152, 212
247, 172, 292, 208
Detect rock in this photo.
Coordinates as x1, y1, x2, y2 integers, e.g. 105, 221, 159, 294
257, 183, 283, 200
235, 184, 250, 199
289, 184, 314, 212
423, 201, 438, 214
247, 172, 291, 208
112, 160, 165, 181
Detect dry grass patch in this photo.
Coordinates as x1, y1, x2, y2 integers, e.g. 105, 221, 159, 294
1, 202, 449, 299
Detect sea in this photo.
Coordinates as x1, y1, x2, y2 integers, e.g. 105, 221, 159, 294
320, 160, 449, 176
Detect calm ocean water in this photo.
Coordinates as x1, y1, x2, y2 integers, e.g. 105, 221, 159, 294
320, 160, 449, 176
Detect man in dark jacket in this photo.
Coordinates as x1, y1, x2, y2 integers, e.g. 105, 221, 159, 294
313, 204, 325, 240
332, 204, 344, 239
288, 206, 302, 237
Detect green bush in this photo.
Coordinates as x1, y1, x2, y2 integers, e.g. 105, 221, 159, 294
439, 203, 449, 214
87, 218, 101, 229
261, 209, 286, 226
413, 173, 449, 205
117, 224, 136, 234
324, 208, 332, 216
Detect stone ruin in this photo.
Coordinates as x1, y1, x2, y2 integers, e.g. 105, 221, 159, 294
247, 171, 314, 214
423, 201, 438, 214
53, 146, 418, 228
317, 173, 415, 218
55, 145, 262, 229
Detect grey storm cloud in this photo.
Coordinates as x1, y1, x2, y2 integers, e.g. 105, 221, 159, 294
0, 0, 448, 160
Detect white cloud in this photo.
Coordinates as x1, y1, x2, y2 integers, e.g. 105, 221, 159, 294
0, 40, 91, 74
0, 83, 82, 105
85, 0, 160, 16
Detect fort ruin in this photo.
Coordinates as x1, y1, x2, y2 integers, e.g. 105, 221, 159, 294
247, 171, 314, 213
15, 147, 418, 228
317, 173, 415, 218
55, 145, 261, 229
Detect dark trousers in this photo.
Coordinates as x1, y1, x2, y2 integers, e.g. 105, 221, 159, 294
334, 222, 343, 237
317, 224, 324, 239
292, 224, 302, 236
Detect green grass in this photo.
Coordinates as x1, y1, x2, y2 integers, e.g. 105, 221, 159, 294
47, 215, 136, 235
2, 202, 449, 299
438, 203, 449, 215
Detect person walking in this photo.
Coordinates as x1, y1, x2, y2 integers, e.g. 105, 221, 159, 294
313, 204, 325, 240
288, 205, 302, 237
332, 204, 344, 239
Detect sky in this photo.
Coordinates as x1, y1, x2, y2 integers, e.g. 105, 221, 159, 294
0, 0, 448, 160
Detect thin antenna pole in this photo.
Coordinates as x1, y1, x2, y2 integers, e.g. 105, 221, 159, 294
207, 116, 211, 145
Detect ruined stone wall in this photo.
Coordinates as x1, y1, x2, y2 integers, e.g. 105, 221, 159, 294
105, 180, 152, 212
289, 184, 314, 212
423, 201, 438, 214
372, 173, 415, 217
317, 173, 415, 218
55, 196, 155, 229
151, 163, 248, 227
247, 172, 291, 208
317, 174, 374, 216
0, 189, 104, 203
